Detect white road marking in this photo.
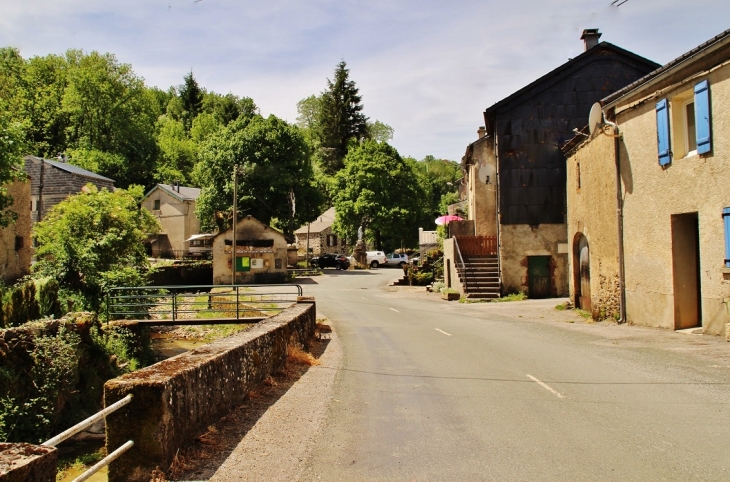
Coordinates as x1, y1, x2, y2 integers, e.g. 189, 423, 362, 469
527, 374, 565, 399
435, 328, 452, 336
362, 297, 367, 300
389, 308, 399, 312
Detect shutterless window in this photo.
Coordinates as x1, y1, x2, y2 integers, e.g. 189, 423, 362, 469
684, 99, 697, 155
153, 199, 160, 210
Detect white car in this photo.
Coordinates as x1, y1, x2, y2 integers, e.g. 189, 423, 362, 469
366, 250, 387, 268
386, 253, 409, 268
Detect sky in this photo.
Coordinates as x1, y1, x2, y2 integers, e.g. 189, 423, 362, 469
1, 1, 729, 161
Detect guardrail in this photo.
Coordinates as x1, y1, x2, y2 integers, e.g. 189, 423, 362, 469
454, 237, 467, 289
106, 284, 303, 323
43, 395, 134, 482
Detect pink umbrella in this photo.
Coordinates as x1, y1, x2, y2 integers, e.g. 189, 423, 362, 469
435, 215, 463, 225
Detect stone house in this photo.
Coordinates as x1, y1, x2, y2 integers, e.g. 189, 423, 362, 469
445, 29, 660, 300
0, 176, 32, 283
294, 207, 351, 258
212, 215, 288, 284
24, 155, 115, 225
141, 183, 208, 258
564, 28, 730, 335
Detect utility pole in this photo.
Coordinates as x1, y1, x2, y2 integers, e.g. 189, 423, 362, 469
232, 165, 238, 284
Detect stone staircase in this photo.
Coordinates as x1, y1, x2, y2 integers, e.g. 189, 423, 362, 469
455, 255, 500, 299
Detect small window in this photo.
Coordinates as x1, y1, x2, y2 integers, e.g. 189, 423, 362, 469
723, 208, 730, 268
15, 236, 23, 251
684, 100, 697, 155
153, 199, 160, 210
576, 162, 581, 191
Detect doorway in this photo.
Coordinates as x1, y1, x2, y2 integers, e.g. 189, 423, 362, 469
671, 213, 702, 329
574, 234, 591, 311
528, 256, 552, 299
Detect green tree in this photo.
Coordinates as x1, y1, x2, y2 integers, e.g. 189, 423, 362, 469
153, 115, 197, 184
203, 92, 257, 126
179, 70, 204, 131
333, 140, 425, 250
194, 115, 323, 237
317, 61, 368, 174
366, 120, 394, 143
0, 110, 25, 226
410, 156, 462, 222
32, 185, 159, 310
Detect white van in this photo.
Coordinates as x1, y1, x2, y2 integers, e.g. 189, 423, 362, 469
366, 251, 387, 268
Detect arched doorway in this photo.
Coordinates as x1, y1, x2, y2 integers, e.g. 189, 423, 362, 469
573, 233, 591, 311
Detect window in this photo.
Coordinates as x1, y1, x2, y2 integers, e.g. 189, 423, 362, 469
576, 162, 581, 191
657, 80, 712, 165
724, 208, 730, 268
14, 236, 23, 251
153, 199, 160, 210
327, 234, 337, 247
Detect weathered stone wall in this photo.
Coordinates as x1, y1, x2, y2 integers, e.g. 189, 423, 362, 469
0, 178, 31, 283
0, 443, 57, 482
566, 130, 621, 319
104, 301, 316, 482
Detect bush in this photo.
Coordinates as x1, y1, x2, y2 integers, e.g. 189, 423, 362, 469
1, 281, 41, 328
38, 279, 63, 319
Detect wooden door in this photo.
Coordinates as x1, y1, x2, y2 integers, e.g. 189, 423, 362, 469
578, 236, 591, 311
528, 256, 551, 299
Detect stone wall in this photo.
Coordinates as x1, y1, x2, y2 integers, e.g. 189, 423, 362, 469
0, 178, 31, 283
104, 301, 316, 482
0, 443, 57, 482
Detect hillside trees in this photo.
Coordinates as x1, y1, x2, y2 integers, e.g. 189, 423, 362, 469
32, 185, 159, 310
333, 140, 425, 250
194, 114, 323, 238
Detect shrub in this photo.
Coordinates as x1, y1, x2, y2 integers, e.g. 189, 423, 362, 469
1, 281, 41, 327
38, 279, 63, 319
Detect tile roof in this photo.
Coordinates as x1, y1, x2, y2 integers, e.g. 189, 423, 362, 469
28, 156, 114, 182
156, 184, 201, 201
294, 207, 336, 234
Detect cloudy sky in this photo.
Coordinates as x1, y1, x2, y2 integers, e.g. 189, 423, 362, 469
1, 1, 728, 161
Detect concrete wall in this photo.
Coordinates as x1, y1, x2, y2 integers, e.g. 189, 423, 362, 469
140, 188, 200, 258
104, 301, 316, 482
442, 238, 463, 294
0, 443, 57, 482
0, 179, 31, 283
212, 216, 288, 284
467, 136, 498, 237
566, 131, 621, 318
615, 61, 730, 335
499, 224, 569, 297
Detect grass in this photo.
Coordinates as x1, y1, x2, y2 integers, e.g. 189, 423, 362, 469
555, 304, 566, 311
576, 309, 592, 318
287, 344, 320, 366
492, 292, 528, 303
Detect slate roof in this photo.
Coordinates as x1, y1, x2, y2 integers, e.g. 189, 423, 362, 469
145, 184, 201, 202
294, 207, 336, 235
27, 156, 114, 182
484, 42, 660, 117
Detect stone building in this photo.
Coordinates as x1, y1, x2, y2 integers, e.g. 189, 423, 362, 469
24, 156, 115, 225
294, 207, 351, 258
212, 215, 288, 284
447, 29, 659, 299
565, 28, 730, 335
141, 183, 207, 258
0, 177, 32, 283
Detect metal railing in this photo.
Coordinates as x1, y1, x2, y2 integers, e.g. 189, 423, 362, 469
454, 237, 468, 290
106, 284, 303, 323
43, 395, 133, 482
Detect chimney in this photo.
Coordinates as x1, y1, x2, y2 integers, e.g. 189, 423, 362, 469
477, 126, 486, 139
581, 29, 602, 51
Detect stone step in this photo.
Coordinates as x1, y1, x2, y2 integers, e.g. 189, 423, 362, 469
465, 292, 501, 299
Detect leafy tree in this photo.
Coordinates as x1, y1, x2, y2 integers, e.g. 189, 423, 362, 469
179, 70, 204, 130
32, 185, 159, 310
0, 110, 25, 226
410, 156, 462, 223
153, 115, 197, 184
317, 61, 368, 174
203, 92, 257, 126
194, 115, 323, 238
333, 140, 425, 250
366, 120, 394, 143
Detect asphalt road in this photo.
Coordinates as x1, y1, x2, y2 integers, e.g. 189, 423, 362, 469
294, 268, 730, 481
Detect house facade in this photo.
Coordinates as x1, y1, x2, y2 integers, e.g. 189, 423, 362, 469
212, 215, 288, 284
294, 207, 351, 259
24, 156, 115, 225
141, 184, 206, 258
450, 29, 659, 299
565, 28, 730, 335
0, 177, 32, 283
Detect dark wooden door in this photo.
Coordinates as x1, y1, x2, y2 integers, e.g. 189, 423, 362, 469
578, 237, 591, 311
528, 256, 551, 299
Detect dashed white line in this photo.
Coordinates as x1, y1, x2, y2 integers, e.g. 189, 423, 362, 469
435, 328, 452, 336
389, 308, 399, 313
527, 374, 565, 399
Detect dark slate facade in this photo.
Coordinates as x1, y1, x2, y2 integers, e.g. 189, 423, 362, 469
485, 42, 660, 226
24, 156, 115, 223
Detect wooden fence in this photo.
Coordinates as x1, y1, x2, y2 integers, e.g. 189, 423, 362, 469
454, 235, 498, 256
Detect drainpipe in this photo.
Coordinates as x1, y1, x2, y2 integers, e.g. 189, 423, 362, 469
603, 109, 627, 324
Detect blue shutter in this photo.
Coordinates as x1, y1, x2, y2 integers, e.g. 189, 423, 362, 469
724, 208, 730, 268
656, 98, 671, 166
694, 80, 712, 155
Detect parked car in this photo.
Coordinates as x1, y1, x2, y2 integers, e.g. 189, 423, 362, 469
310, 253, 350, 270
386, 253, 409, 268
366, 250, 387, 268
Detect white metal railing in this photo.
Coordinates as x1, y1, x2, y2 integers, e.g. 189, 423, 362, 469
43, 394, 134, 482
454, 237, 468, 290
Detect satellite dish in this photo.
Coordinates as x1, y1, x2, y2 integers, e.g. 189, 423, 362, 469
477, 164, 496, 184
588, 102, 603, 136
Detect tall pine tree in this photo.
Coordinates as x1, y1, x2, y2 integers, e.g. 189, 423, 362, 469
318, 61, 368, 174
179, 70, 204, 131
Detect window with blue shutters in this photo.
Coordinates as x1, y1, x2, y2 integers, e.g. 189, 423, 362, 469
656, 98, 671, 166
722, 208, 730, 268
694, 80, 712, 155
